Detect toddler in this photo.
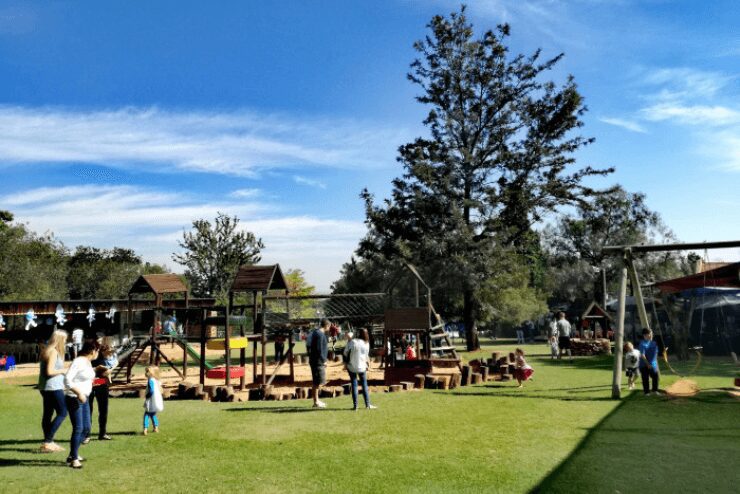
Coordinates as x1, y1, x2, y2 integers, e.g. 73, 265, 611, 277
514, 348, 534, 388
624, 342, 641, 390
142, 366, 164, 435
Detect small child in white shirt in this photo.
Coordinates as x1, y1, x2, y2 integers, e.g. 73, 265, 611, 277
624, 342, 641, 390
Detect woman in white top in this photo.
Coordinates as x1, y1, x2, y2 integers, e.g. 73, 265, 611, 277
343, 328, 376, 410
38, 330, 69, 453
64, 341, 99, 469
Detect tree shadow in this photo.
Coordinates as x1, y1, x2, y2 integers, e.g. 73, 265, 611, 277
223, 406, 349, 414
530, 391, 740, 493
439, 391, 615, 402
108, 431, 138, 436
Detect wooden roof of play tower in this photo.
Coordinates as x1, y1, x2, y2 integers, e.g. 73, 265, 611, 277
230, 264, 288, 292
128, 274, 189, 296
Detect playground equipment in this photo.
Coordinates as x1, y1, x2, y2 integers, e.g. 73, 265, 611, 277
603, 239, 740, 399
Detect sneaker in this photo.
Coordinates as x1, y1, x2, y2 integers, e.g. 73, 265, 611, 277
312, 401, 327, 408
142, 429, 148, 436
69, 459, 83, 469
66, 456, 85, 463
98, 434, 112, 441
153, 427, 159, 433
644, 392, 652, 396
352, 406, 358, 411
81, 437, 90, 445
40, 442, 64, 453
366, 404, 377, 410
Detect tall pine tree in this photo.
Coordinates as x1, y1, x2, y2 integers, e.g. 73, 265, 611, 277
359, 7, 611, 350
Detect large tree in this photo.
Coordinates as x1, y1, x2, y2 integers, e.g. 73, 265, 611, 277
173, 213, 263, 299
359, 7, 610, 350
544, 186, 685, 309
0, 211, 69, 300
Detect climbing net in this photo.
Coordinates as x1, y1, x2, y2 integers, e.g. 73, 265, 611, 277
263, 293, 386, 326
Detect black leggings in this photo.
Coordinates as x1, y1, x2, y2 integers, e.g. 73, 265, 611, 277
640, 367, 659, 394
89, 385, 109, 437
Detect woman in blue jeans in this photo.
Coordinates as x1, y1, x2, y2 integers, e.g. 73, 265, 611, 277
38, 330, 69, 453
343, 328, 377, 410
64, 341, 99, 469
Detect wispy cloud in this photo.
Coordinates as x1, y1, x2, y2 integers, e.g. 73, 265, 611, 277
599, 117, 647, 133
641, 67, 731, 101
0, 106, 407, 177
229, 188, 261, 199
0, 184, 365, 290
293, 175, 327, 189
640, 104, 740, 126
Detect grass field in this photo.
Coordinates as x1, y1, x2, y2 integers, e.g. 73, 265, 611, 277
1, 341, 737, 493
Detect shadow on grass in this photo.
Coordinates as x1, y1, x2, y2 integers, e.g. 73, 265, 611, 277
530, 391, 740, 493
109, 431, 139, 436
224, 406, 346, 414
440, 391, 615, 402
0, 457, 62, 468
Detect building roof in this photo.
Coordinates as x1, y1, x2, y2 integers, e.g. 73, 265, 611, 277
230, 264, 288, 292
128, 274, 189, 296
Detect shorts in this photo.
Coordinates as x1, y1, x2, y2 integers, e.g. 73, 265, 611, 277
310, 364, 326, 386
558, 336, 571, 350
626, 368, 638, 378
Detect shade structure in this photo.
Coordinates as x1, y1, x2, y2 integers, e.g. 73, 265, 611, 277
653, 262, 740, 294
230, 264, 288, 293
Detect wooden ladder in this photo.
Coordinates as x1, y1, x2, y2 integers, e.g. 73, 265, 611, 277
110, 343, 146, 382
429, 320, 460, 362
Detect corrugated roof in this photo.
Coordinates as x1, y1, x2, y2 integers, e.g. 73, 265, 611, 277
230, 265, 288, 292
654, 262, 740, 294
128, 274, 189, 295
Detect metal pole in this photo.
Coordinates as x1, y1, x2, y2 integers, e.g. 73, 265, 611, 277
612, 252, 629, 399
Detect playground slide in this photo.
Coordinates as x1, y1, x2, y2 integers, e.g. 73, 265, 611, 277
171, 335, 213, 370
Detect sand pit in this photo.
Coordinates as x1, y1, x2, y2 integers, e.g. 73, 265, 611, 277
665, 379, 700, 398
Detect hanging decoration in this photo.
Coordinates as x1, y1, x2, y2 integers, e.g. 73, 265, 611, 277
87, 305, 96, 327
0, 313, 5, 331
25, 309, 38, 331
55, 304, 67, 327
106, 305, 117, 322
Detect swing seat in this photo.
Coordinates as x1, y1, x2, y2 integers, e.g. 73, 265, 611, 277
206, 337, 248, 350
206, 366, 245, 380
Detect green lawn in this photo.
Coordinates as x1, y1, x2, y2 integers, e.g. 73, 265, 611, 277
1, 342, 737, 493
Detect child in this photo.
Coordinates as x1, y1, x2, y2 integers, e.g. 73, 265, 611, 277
623, 342, 641, 390
514, 348, 534, 388
142, 366, 164, 436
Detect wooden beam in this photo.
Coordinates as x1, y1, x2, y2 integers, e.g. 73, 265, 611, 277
603, 239, 740, 254
626, 255, 651, 331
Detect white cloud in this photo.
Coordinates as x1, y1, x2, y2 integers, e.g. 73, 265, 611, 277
229, 188, 262, 199
640, 104, 740, 126
642, 67, 731, 101
293, 175, 327, 189
599, 117, 647, 133
0, 184, 365, 291
0, 106, 408, 177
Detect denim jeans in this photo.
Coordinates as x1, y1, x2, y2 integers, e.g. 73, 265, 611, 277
89, 385, 109, 437
65, 396, 91, 460
40, 390, 68, 443
640, 366, 660, 394
347, 371, 371, 409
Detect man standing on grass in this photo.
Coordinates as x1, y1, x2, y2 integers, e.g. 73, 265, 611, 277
557, 312, 572, 361
307, 318, 330, 408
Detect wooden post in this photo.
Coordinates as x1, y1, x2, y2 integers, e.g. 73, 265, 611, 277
261, 291, 266, 385
252, 292, 258, 383
225, 294, 231, 387
200, 309, 206, 386
626, 255, 651, 331
182, 339, 188, 378
612, 252, 629, 399
127, 294, 133, 340
239, 305, 246, 391
288, 331, 295, 383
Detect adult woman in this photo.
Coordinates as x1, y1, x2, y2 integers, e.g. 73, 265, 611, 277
88, 344, 117, 441
38, 330, 69, 453
64, 341, 99, 469
343, 328, 377, 410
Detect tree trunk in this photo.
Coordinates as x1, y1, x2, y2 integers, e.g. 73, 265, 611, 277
464, 289, 480, 351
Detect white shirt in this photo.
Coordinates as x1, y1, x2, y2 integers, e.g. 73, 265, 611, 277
343, 339, 369, 374
624, 349, 641, 370
64, 356, 96, 398
556, 319, 571, 337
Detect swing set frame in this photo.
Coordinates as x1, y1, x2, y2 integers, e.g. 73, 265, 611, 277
603, 240, 740, 399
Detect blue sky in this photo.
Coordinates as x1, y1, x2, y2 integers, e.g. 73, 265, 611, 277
0, 1, 738, 290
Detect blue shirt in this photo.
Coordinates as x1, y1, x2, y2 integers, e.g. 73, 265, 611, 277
638, 339, 659, 370
307, 328, 328, 366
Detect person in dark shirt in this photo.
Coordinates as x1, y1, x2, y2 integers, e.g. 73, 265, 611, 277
307, 318, 330, 408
